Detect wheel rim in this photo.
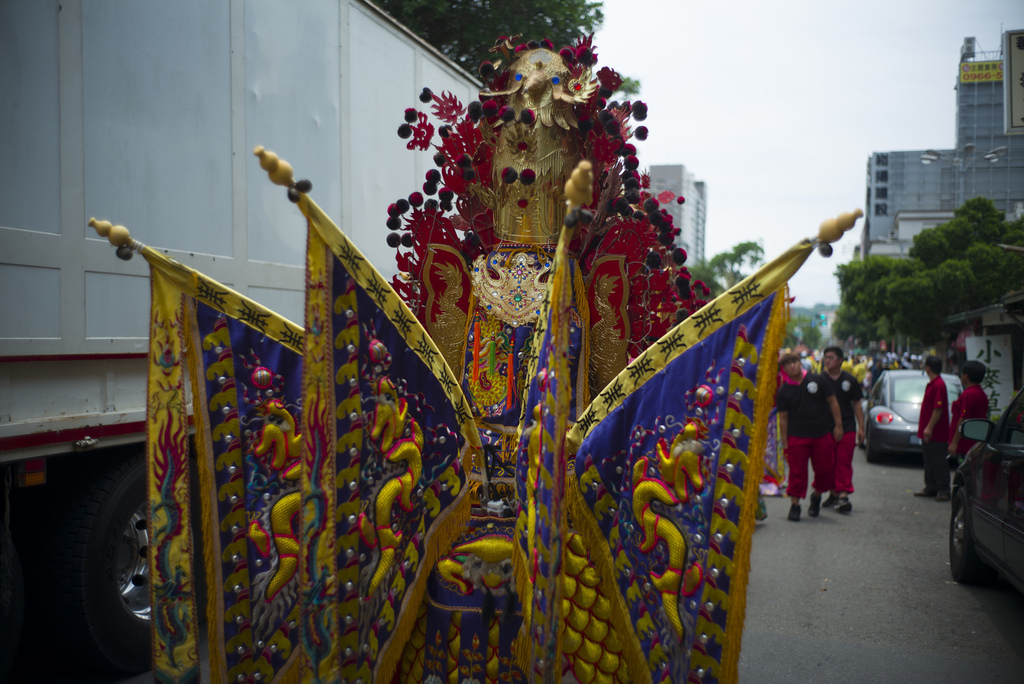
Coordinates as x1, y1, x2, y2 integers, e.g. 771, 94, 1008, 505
116, 502, 151, 620
952, 500, 967, 561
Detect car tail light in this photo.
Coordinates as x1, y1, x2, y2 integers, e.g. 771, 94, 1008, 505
875, 412, 895, 425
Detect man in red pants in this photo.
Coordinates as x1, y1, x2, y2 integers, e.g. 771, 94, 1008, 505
821, 346, 865, 513
777, 353, 844, 521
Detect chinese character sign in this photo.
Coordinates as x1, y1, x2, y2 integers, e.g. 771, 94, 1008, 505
966, 335, 1013, 419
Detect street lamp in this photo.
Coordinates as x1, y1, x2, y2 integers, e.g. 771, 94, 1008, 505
920, 144, 1008, 207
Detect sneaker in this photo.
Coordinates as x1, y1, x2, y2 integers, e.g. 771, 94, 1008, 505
788, 503, 801, 521
808, 492, 821, 517
822, 494, 839, 508
836, 496, 852, 513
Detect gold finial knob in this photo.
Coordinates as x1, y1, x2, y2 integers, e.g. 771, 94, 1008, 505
564, 160, 594, 210
253, 145, 295, 187
89, 218, 131, 246
817, 208, 864, 244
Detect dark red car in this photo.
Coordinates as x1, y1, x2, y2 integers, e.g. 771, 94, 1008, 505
949, 396, 1024, 594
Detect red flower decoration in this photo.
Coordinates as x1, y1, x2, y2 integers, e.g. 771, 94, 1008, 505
430, 91, 466, 126
407, 111, 434, 151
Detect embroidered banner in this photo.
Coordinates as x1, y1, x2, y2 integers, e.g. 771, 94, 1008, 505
570, 290, 785, 683
297, 193, 482, 684
566, 241, 812, 684
511, 225, 574, 680
142, 247, 305, 684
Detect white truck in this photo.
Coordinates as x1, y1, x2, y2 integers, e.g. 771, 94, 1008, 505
0, 0, 477, 674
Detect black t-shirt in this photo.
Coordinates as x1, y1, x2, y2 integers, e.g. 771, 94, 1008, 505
776, 372, 836, 438
822, 370, 863, 433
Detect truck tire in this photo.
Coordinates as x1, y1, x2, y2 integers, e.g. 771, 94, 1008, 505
0, 519, 25, 681
42, 454, 151, 672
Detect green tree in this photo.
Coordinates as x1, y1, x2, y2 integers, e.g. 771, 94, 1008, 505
374, 0, 604, 73
836, 198, 1024, 345
614, 76, 641, 99
831, 303, 884, 346
784, 314, 822, 350
706, 241, 764, 289
686, 260, 724, 298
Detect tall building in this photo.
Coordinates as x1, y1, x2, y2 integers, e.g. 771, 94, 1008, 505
862, 36, 1024, 258
649, 164, 707, 263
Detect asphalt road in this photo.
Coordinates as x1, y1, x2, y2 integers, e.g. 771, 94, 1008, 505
12, 447, 1024, 683
738, 446, 1024, 683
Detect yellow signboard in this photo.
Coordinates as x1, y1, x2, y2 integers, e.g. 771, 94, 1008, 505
959, 60, 1003, 83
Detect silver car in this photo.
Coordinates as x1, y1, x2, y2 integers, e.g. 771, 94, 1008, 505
864, 369, 962, 463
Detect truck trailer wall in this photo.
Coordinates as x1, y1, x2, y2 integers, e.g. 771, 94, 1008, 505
0, 0, 478, 452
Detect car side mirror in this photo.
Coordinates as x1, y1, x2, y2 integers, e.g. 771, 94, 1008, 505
960, 418, 994, 443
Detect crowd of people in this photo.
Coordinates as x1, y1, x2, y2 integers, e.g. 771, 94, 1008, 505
770, 347, 988, 520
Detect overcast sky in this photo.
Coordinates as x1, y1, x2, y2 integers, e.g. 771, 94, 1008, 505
594, 0, 1023, 308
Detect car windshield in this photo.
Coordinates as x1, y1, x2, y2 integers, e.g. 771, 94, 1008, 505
892, 377, 927, 403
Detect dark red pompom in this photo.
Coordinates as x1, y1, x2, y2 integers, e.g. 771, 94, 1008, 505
559, 47, 575, 62
645, 251, 661, 269
419, 88, 433, 103
467, 101, 483, 122
387, 203, 400, 218
613, 197, 630, 215
632, 210, 645, 220
386, 216, 401, 231
634, 126, 648, 141
425, 198, 439, 212
404, 108, 418, 124
631, 101, 648, 121
657, 232, 673, 246
624, 155, 640, 171
540, 39, 554, 50
426, 169, 441, 184
520, 169, 536, 185
648, 211, 663, 226
433, 152, 446, 167
387, 232, 401, 248
479, 61, 495, 78
519, 109, 535, 125
400, 233, 414, 248
439, 125, 452, 139
642, 198, 658, 213
527, 40, 540, 49
395, 198, 410, 214
676, 196, 686, 205
621, 143, 637, 157
423, 182, 437, 196
456, 153, 473, 168
498, 105, 516, 122
501, 167, 518, 184
462, 168, 477, 181
397, 124, 413, 139
578, 117, 594, 133
598, 86, 613, 99
408, 192, 424, 207
439, 187, 454, 202
482, 100, 499, 117
576, 47, 594, 66
604, 119, 621, 136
